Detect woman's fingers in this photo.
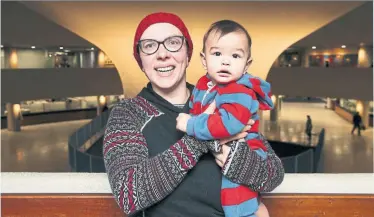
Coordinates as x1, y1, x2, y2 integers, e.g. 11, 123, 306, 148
203, 100, 217, 114
220, 132, 248, 145
215, 159, 223, 168
242, 125, 252, 132
247, 119, 255, 125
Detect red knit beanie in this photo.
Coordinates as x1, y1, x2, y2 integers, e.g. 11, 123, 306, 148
133, 12, 193, 68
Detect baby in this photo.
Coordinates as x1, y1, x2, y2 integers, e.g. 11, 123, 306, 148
176, 20, 274, 217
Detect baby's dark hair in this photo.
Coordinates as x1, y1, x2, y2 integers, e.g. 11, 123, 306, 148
202, 20, 252, 57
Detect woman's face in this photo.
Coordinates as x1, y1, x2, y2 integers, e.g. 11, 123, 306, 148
139, 23, 189, 92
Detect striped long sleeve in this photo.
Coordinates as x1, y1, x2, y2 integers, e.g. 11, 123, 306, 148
186, 82, 258, 140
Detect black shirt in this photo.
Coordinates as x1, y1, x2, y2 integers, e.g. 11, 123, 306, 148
138, 83, 224, 217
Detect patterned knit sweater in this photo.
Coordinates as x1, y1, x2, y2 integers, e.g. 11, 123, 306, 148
103, 95, 285, 215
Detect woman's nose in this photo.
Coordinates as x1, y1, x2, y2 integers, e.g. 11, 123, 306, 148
156, 44, 170, 60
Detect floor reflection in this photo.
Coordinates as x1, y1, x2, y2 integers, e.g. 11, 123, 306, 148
1, 120, 90, 172
262, 102, 373, 173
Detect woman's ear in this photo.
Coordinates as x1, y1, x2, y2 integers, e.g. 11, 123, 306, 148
244, 57, 253, 73
200, 52, 207, 71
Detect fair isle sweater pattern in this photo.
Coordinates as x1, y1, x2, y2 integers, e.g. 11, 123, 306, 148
103, 96, 285, 215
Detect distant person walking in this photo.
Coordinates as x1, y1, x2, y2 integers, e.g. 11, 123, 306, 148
351, 112, 362, 136
305, 115, 313, 142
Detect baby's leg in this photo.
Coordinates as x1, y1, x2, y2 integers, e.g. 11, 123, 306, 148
255, 202, 270, 217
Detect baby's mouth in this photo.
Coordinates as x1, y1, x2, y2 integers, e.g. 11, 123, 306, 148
217, 70, 231, 75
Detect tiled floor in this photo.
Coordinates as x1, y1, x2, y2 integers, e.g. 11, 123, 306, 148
263, 102, 373, 173
1, 120, 90, 172
1, 102, 373, 173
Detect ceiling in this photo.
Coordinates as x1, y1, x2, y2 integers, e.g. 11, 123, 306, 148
1, 1, 369, 96
2, 1, 371, 50
292, 1, 373, 49
1, 1, 95, 49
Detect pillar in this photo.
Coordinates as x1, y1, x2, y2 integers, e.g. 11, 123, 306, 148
301, 48, 310, 68
97, 50, 105, 68
356, 100, 370, 128
6, 103, 21, 132
357, 45, 373, 68
258, 110, 265, 134
326, 97, 333, 109
270, 95, 280, 122
3, 47, 18, 69
97, 95, 107, 116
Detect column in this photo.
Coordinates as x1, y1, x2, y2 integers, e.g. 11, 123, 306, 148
6, 103, 21, 132
97, 50, 105, 68
258, 110, 265, 134
3, 47, 18, 69
97, 95, 107, 116
325, 97, 333, 109
270, 95, 280, 122
357, 45, 373, 68
301, 48, 310, 68
356, 100, 370, 128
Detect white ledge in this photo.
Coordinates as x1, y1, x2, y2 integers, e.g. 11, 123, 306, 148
1, 173, 374, 194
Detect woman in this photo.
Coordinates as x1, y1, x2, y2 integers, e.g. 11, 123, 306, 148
103, 12, 284, 217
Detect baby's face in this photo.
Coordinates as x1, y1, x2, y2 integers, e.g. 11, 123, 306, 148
202, 30, 251, 84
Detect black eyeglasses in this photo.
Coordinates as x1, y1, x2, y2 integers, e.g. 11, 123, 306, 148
137, 36, 185, 55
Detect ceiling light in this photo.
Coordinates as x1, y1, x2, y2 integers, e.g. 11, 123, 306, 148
31, 46, 36, 49
91, 47, 95, 50
59, 46, 64, 50
341, 45, 346, 48
1, 45, 3, 48
312, 46, 316, 49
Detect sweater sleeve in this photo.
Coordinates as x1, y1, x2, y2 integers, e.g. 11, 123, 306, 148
221, 134, 285, 192
103, 104, 214, 215
186, 87, 257, 140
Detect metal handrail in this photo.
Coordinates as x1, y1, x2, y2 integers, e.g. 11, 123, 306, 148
68, 110, 110, 172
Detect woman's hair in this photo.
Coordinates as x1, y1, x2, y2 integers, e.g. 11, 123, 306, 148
202, 20, 252, 56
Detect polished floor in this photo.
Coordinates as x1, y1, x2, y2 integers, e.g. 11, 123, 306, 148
263, 102, 373, 173
1, 120, 90, 172
1, 102, 373, 173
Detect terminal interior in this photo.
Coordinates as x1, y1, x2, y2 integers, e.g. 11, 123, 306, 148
1, 1, 373, 175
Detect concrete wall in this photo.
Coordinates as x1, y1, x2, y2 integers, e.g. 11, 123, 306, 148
2, 68, 123, 103
267, 67, 373, 101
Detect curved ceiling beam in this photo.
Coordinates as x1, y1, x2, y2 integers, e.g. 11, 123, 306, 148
23, 1, 363, 97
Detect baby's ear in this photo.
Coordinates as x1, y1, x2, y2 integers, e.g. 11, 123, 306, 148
244, 57, 253, 72
200, 52, 207, 71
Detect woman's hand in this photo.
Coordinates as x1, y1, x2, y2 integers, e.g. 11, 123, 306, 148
176, 113, 191, 132
202, 100, 255, 167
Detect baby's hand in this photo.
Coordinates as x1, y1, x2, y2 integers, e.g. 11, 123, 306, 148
176, 113, 191, 132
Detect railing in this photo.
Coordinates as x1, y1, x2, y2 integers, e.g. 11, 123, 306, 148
68, 110, 110, 172
69, 107, 326, 173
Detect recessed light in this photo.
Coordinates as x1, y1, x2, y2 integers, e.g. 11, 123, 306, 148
31, 46, 36, 49
59, 46, 64, 50
341, 45, 346, 48
312, 46, 316, 49
1, 45, 3, 48
91, 47, 95, 50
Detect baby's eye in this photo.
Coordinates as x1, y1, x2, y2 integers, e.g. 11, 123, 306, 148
233, 54, 241, 58
213, 52, 221, 56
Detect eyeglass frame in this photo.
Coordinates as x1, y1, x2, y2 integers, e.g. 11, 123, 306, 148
137, 35, 186, 55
